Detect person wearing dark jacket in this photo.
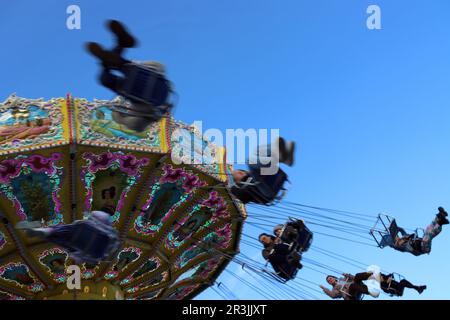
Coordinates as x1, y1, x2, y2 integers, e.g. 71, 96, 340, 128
231, 137, 295, 204
259, 233, 302, 280
380, 273, 426, 297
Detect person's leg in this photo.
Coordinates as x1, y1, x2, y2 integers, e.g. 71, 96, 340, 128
348, 283, 369, 299
108, 20, 137, 48
100, 69, 124, 92
268, 253, 288, 265
268, 252, 292, 279
353, 272, 373, 283
421, 217, 443, 253
111, 45, 124, 57
398, 227, 408, 237
398, 279, 426, 294
353, 271, 380, 297
86, 42, 130, 70
250, 137, 295, 167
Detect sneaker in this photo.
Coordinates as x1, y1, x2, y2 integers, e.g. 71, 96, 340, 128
86, 42, 107, 60
108, 20, 137, 48
438, 207, 448, 217
284, 140, 296, 167
436, 211, 449, 225
278, 137, 296, 166
417, 285, 427, 294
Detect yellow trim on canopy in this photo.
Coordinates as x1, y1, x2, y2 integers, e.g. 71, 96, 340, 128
60, 98, 71, 143
159, 117, 169, 153
216, 146, 228, 183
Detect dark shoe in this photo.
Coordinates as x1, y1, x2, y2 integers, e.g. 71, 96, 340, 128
438, 207, 448, 217
278, 137, 287, 163
284, 140, 295, 166
108, 20, 137, 48
417, 285, 427, 294
278, 137, 295, 166
86, 42, 127, 69
86, 42, 108, 60
440, 217, 449, 225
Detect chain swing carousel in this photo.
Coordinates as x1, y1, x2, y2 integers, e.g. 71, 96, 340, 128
0, 94, 246, 300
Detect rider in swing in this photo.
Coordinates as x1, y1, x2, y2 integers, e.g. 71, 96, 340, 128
86, 20, 172, 132
320, 271, 381, 300
15, 209, 120, 265
231, 137, 295, 205
391, 207, 448, 256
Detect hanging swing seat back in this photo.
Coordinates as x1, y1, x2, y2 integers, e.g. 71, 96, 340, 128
279, 218, 313, 253
119, 63, 171, 107
370, 214, 398, 248
370, 214, 424, 256
245, 168, 289, 205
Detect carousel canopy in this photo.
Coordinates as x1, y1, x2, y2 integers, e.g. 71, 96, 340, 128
0, 94, 246, 300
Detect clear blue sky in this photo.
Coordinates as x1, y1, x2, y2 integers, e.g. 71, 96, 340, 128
1, 0, 450, 299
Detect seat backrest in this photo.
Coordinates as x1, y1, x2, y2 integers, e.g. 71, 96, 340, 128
379, 234, 394, 248
121, 64, 170, 106
246, 169, 288, 204
258, 169, 288, 195
280, 222, 313, 253
389, 219, 400, 237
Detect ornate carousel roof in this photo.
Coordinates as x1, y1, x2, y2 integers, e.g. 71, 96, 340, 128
0, 94, 246, 300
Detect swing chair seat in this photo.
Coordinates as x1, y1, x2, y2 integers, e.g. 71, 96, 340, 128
241, 169, 289, 205
279, 219, 313, 253
370, 214, 398, 248
119, 63, 171, 107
